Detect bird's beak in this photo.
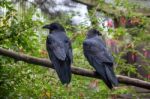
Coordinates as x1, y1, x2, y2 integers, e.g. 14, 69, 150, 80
98, 33, 102, 36
42, 25, 50, 29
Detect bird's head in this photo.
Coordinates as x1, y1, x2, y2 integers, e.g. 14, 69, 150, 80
86, 29, 102, 38
43, 22, 65, 33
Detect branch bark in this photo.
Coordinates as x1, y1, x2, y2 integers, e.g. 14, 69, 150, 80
0, 47, 150, 90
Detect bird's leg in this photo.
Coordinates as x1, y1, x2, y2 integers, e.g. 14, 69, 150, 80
64, 83, 70, 88
64, 83, 72, 91
112, 86, 119, 90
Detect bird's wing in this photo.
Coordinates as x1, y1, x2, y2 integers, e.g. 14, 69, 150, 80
83, 39, 113, 63
83, 39, 118, 89
46, 35, 66, 61
83, 39, 113, 88
67, 40, 73, 63
46, 34, 72, 84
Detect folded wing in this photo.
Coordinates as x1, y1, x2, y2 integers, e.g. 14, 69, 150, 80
83, 38, 118, 89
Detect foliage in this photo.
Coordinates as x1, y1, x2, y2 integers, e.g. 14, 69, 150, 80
0, 0, 45, 98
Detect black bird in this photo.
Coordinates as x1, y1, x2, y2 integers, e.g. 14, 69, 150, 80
43, 22, 72, 84
83, 29, 118, 89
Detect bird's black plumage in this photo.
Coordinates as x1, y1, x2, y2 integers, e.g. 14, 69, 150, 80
83, 29, 118, 89
43, 22, 72, 84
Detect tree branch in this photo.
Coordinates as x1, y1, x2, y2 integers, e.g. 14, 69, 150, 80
0, 47, 150, 90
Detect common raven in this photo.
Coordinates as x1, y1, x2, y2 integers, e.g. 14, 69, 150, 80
43, 22, 72, 84
83, 29, 118, 89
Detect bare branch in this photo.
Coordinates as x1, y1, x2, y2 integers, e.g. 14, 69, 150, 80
0, 47, 150, 90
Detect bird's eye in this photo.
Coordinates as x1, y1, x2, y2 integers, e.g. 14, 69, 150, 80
65, 40, 69, 43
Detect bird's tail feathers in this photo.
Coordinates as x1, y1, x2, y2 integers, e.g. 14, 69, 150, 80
54, 60, 71, 85
104, 65, 118, 87
102, 75, 113, 89
94, 68, 113, 89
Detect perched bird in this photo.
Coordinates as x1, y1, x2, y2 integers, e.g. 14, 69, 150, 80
43, 22, 73, 84
83, 29, 118, 89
